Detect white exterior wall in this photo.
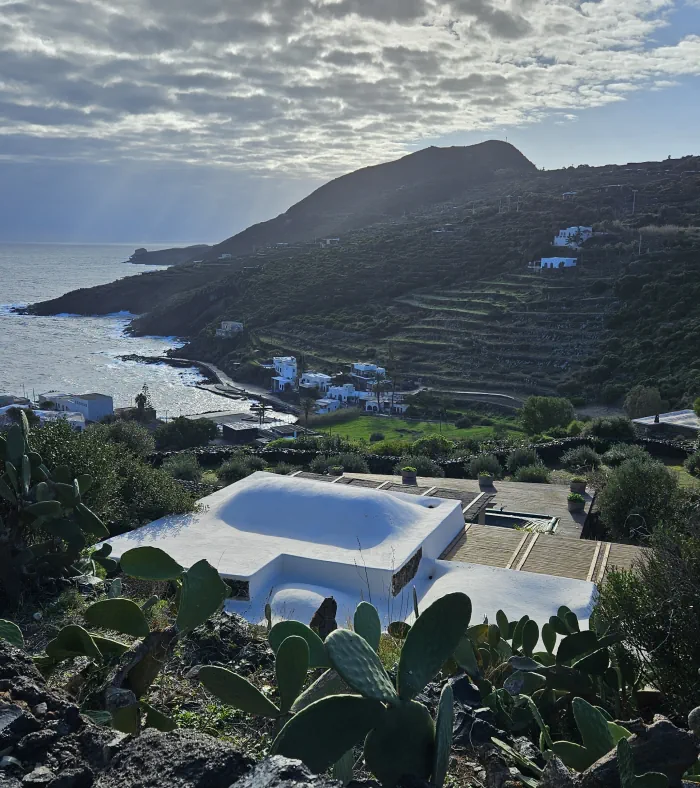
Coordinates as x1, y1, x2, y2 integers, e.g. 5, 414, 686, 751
352, 363, 386, 378
553, 226, 593, 248
315, 399, 339, 414
327, 384, 356, 401
300, 373, 331, 391
273, 357, 297, 381
68, 395, 114, 422
541, 257, 577, 269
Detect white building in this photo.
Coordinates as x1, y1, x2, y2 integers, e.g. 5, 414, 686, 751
364, 398, 409, 415
314, 398, 340, 414
299, 372, 332, 393
320, 238, 340, 248
216, 321, 244, 337
352, 362, 386, 379
102, 472, 596, 629
326, 383, 357, 403
0, 394, 30, 408
540, 257, 577, 269
553, 226, 593, 249
218, 253, 233, 260
0, 404, 85, 431
39, 392, 113, 422
271, 356, 297, 392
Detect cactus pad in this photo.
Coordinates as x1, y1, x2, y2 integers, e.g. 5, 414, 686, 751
326, 628, 398, 703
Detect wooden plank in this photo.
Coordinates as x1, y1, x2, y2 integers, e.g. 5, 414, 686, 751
505, 533, 529, 570
520, 535, 597, 580
597, 542, 612, 583
515, 533, 539, 571
439, 523, 473, 560
447, 524, 523, 567
586, 542, 603, 582
421, 486, 438, 496
377, 480, 392, 490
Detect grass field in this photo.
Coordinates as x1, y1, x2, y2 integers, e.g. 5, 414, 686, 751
312, 413, 525, 442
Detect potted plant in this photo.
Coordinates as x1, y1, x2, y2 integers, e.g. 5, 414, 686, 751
570, 477, 587, 494
401, 466, 417, 485
329, 465, 344, 477
479, 471, 494, 488
567, 492, 585, 513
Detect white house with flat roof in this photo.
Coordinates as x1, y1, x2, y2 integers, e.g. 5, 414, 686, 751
39, 392, 113, 422
553, 226, 592, 249
314, 398, 340, 414
272, 357, 297, 392
102, 472, 596, 629
540, 257, 577, 269
299, 372, 332, 392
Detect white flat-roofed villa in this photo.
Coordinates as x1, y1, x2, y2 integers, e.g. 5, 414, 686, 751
103, 471, 597, 628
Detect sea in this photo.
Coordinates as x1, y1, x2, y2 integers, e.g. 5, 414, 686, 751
0, 243, 258, 419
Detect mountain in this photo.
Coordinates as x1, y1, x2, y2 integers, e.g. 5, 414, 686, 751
26, 145, 700, 406
206, 141, 537, 259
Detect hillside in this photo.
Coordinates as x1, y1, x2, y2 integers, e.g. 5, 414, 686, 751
27, 145, 700, 406
208, 141, 537, 258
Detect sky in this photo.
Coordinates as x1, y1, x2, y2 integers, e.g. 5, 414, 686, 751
0, 0, 698, 244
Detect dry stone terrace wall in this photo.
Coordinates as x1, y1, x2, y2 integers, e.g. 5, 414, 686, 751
149, 436, 693, 478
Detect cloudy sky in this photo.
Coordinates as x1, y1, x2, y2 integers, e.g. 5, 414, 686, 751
1, 0, 698, 243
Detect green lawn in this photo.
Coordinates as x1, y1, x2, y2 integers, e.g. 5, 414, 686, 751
667, 464, 700, 489
315, 414, 524, 442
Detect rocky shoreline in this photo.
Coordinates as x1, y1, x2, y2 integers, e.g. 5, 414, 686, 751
118, 354, 219, 385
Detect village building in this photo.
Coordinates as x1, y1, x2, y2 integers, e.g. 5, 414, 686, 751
215, 321, 244, 337
633, 409, 700, 438
299, 372, 332, 393
39, 391, 113, 422
553, 226, 593, 249
314, 398, 340, 414
319, 238, 340, 248
350, 362, 387, 391
540, 257, 578, 269
271, 356, 298, 392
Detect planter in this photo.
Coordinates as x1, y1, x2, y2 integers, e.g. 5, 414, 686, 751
570, 481, 587, 495
479, 475, 494, 488
402, 472, 417, 486
329, 466, 344, 477
568, 500, 585, 513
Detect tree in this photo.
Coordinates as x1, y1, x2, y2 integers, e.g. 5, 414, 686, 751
300, 397, 316, 429
154, 417, 217, 451
624, 385, 663, 419
694, 397, 700, 419
134, 385, 152, 421
257, 400, 269, 426
520, 396, 575, 435
598, 455, 678, 542
595, 497, 700, 715
95, 420, 155, 458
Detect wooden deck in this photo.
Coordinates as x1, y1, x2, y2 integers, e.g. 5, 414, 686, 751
293, 472, 648, 583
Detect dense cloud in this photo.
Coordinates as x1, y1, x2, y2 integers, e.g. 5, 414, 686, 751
0, 0, 698, 176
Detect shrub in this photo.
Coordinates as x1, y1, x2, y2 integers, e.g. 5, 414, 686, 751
154, 417, 217, 451
411, 434, 455, 458
96, 420, 155, 457
598, 456, 678, 541
546, 426, 568, 439
218, 455, 264, 484
161, 452, 203, 482
561, 445, 602, 470
506, 446, 540, 474
581, 416, 635, 441
466, 454, 502, 479
478, 416, 494, 426
271, 462, 299, 475
310, 453, 370, 474
568, 492, 585, 503
369, 432, 385, 443
455, 415, 473, 429
603, 443, 649, 467
571, 476, 586, 483
684, 452, 700, 478
624, 385, 663, 420
401, 466, 417, 473
369, 439, 413, 456
567, 420, 583, 436
520, 396, 575, 435
29, 420, 194, 532
514, 464, 551, 483
596, 513, 700, 715
392, 455, 445, 477
695, 397, 700, 419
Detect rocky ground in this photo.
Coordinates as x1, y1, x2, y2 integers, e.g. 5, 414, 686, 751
3, 607, 698, 788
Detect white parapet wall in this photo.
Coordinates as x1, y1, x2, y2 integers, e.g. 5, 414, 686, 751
103, 472, 597, 629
